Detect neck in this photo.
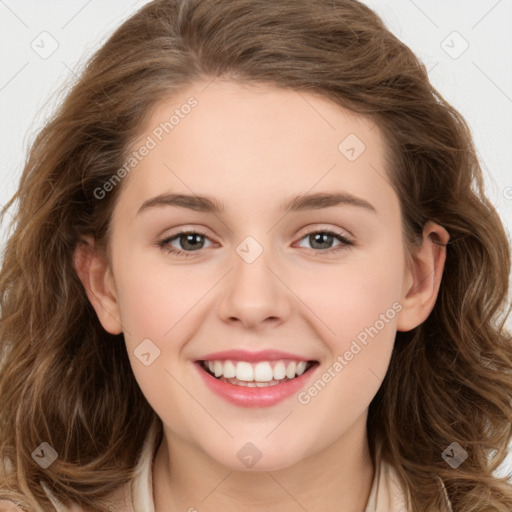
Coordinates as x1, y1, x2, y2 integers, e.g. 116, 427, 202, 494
153, 413, 374, 512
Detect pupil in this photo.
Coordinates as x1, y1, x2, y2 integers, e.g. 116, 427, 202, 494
312, 233, 332, 249
183, 233, 203, 250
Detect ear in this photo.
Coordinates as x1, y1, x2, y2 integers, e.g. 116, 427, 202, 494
73, 235, 123, 335
396, 220, 450, 332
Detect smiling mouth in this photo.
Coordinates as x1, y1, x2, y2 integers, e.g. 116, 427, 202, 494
199, 359, 318, 387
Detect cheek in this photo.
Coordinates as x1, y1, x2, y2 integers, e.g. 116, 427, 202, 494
294, 265, 400, 435
114, 252, 201, 343
294, 244, 405, 353
112, 255, 201, 426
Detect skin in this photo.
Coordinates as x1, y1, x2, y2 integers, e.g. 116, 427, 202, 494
74, 79, 449, 512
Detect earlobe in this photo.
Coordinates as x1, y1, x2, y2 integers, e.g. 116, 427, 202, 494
73, 235, 123, 335
396, 221, 450, 332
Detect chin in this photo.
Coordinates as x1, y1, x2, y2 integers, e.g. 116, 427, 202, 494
206, 441, 308, 473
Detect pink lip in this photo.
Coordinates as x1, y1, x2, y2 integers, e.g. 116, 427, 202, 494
194, 361, 318, 408
198, 349, 311, 362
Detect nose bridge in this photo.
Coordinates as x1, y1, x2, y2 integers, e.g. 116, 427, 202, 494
231, 233, 278, 295
217, 232, 291, 327
235, 234, 267, 266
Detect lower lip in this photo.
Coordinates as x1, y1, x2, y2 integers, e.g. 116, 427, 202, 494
195, 362, 318, 408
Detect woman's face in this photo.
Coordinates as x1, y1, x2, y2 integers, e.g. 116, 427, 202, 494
83, 79, 441, 471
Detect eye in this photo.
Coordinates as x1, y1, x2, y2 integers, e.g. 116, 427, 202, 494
295, 229, 353, 255
158, 229, 213, 258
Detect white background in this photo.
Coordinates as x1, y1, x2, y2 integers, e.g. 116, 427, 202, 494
0, 0, 511, 478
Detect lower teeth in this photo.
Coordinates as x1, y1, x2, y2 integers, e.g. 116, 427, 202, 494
219, 376, 293, 387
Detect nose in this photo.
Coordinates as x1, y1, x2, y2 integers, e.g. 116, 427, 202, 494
216, 239, 292, 330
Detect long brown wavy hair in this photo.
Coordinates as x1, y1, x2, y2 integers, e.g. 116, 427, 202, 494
1, 0, 511, 510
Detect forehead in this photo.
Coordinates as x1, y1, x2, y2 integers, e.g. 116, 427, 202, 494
116, 79, 398, 223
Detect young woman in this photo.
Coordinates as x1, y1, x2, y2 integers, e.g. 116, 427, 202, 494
1, 1, 511, 511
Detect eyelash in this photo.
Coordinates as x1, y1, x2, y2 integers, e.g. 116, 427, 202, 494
157, 228, 353, 258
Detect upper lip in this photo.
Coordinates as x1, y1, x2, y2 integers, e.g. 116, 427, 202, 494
197, 349, 315, 362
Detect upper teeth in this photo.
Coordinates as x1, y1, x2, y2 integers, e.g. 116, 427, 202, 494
205, 360, 308, 382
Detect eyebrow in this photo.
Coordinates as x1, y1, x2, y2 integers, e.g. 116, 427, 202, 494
137, 191, 377, 216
